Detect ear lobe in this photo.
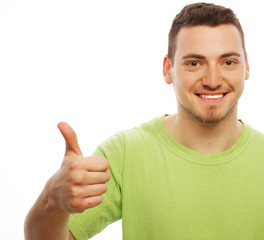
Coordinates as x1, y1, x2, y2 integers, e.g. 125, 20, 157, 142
163, 56, 173, 84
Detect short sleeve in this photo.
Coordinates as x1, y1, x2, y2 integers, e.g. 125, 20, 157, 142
69, 132, 124, 239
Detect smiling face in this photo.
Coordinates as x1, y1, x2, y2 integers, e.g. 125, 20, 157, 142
163, 24, 249, 124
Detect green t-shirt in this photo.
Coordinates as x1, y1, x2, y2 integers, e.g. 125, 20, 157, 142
69, 114, 264, 240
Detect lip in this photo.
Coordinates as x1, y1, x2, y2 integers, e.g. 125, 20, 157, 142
195, 92, 229, 103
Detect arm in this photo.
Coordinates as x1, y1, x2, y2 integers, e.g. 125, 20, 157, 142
25, 195, 76, 240
24, 187, 70, 240
69, 231, 76, 240
24, 122, 110, 240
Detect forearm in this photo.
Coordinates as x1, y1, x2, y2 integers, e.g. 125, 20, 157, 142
24, 183, 70, 240
24, 122, 110, 240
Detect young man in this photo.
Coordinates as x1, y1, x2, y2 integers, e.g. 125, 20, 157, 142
25, 2, 264, 240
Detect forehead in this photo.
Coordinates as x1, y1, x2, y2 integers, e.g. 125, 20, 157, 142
175, 24, 244, 59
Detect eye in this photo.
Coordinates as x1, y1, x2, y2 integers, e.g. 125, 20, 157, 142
224, 60, 237, 66
187, 61, 199, 67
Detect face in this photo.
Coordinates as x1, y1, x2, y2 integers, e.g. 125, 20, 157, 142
163, 24, 249, 124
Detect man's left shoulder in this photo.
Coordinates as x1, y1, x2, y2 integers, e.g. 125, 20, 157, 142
249, 125, 264, 143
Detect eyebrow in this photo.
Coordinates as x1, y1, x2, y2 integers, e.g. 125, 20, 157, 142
182, 54, 205, 60
220, 52, 241, 58
182, 52, 241, 60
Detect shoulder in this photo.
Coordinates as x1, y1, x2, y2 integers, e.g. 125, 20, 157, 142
245, 124, 264, 153
98, 115, 163, 152
91, 115, 164, 183
250, 126, 264, 141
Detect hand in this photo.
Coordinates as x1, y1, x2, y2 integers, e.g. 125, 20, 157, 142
47, 122, 110, 214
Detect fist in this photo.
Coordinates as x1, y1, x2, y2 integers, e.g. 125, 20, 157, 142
47, 122, 110, 214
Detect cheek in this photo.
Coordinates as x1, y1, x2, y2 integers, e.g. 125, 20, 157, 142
173, 76, 195, 105
237, 79, 245, 96
174, 73, 198, 95
225, 71, 245, 91
173, 66, 203, 100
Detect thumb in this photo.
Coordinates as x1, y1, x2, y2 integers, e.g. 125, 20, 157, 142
57, 122, 83, 156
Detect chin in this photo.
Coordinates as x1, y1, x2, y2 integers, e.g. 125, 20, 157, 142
193, 114, 226, 125
179, 101, 238, 125
192, 107, 237, 125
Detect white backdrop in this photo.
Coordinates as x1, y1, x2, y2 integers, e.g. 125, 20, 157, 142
1, 0, 263, 239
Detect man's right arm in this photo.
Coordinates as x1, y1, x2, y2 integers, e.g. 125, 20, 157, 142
24, 185, 70, 240
69, 230, 76, 240
24, 122, 110, 240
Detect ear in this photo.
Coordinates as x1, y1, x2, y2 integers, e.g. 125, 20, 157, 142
245, 55, 250, 80
163, 55, 173, 84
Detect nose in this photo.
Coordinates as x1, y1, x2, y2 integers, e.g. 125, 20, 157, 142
202, 65, 222, 90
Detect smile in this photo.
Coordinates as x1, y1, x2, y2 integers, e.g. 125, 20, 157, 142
199, 94, 224, 99
195, 93, 228, 102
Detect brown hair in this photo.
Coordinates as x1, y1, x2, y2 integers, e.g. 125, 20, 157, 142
168, 2, 246, 65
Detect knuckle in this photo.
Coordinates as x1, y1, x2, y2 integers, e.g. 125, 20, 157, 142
80, 172, 87, 182
89, 196, 103, 208
70, 186, 80, 198
106, 171, 111, 181
102, 158, 109, 169
103, 184, 108, 193
70, 198, 81, 210
69, 159, 81, 170
98, 196, 103, 204
72, 171, 86, 184
70, 198, 87, 212
94, 156, 109, 169
85, 201, 93, 209
71, 174, 79, 184
82, 197, 103, 209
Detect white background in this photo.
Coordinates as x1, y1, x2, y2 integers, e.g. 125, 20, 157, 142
0, 0, 263, 239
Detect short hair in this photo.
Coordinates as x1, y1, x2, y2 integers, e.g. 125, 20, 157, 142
168, 2, 246, 65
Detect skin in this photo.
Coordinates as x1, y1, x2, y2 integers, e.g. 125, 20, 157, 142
24, 122, 110, 240
163, 24, 249, 154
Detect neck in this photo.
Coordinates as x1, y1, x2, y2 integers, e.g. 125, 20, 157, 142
164, 109, 243, 154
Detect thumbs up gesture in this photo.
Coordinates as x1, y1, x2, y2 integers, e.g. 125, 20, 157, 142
47, 122, 110, 214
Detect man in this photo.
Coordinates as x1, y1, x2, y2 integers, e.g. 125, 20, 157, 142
25, 2, 264, 240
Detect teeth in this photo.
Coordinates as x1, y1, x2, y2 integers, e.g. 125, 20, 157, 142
200, 94, 224, 99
